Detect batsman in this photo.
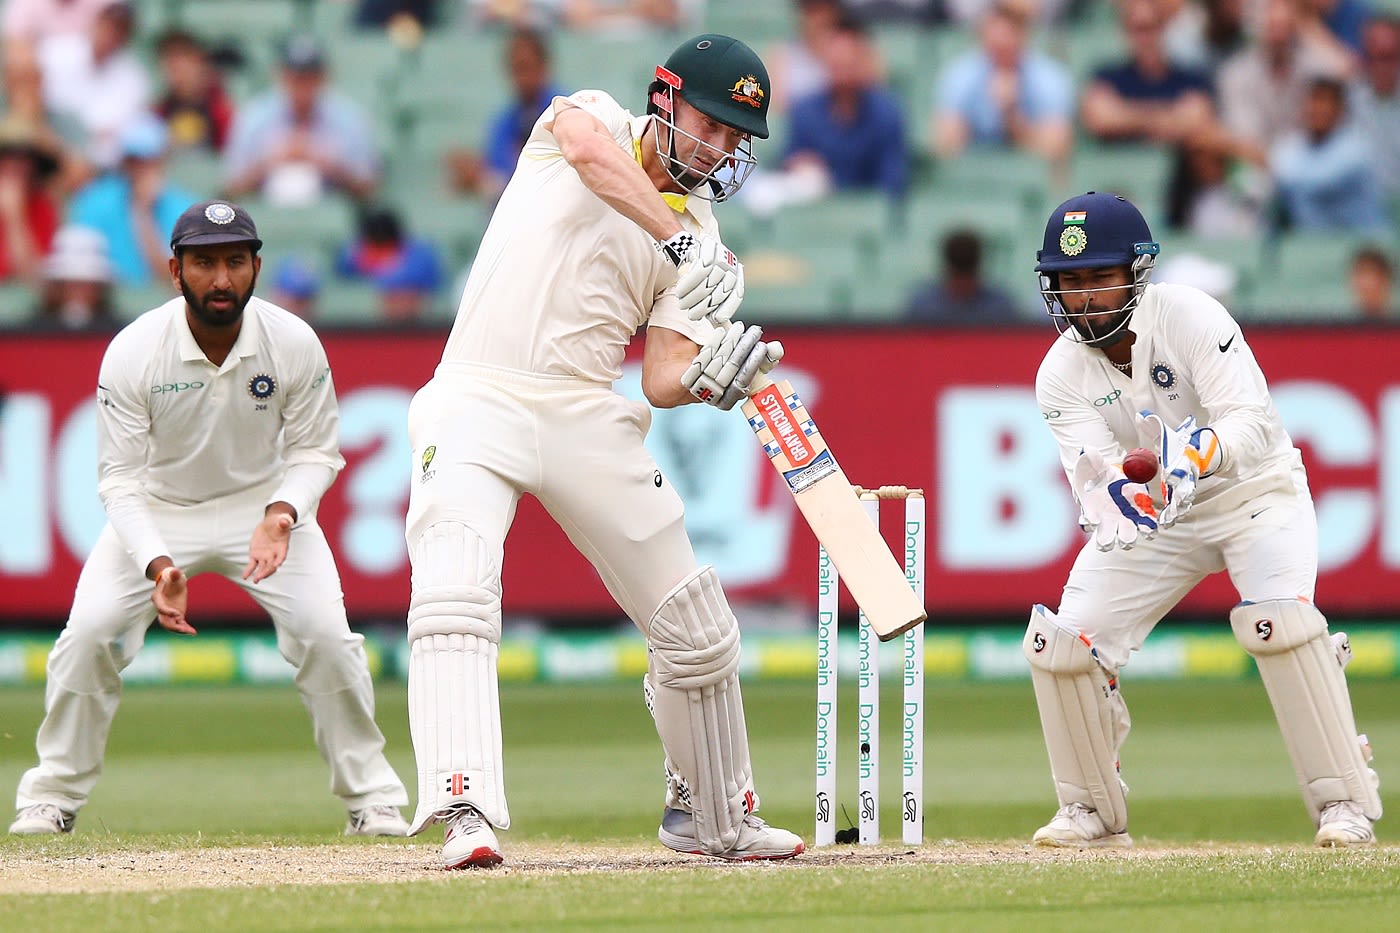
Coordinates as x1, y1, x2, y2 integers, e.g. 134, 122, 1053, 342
1026, 192, 1381, 849
401, 34, 803, 868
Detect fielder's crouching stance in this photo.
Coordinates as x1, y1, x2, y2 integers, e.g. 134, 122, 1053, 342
1025, 192, 1380, 848
401, 33, 802, 869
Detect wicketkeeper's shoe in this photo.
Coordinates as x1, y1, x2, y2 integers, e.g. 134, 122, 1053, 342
1315, 801, 1376, 847
1032, 802, 1133, 848
658, 807, 805, 860
441, 805, 503, 869
345, 804, 410, 837
9, 803, 76, 835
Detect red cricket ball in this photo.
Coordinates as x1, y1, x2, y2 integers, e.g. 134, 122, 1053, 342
1123, 447, 1159, 484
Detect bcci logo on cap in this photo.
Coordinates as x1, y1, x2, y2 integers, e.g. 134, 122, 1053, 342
205, 202, 237, 225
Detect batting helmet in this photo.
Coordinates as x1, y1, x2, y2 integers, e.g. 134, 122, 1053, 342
646, 34, 770, 200
1035, 192, 1160, 347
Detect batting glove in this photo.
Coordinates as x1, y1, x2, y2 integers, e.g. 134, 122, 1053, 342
662, 232, 744, 326
1074, 448, 1159, 551
681, 321, 784, 410
1138, 410, 1221, 528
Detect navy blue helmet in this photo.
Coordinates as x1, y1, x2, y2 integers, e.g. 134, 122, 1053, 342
1036, 192, 1160, 347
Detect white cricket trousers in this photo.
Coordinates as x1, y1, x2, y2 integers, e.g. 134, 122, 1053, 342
406, 363, 701, 626
1056, 482, 1319, 673
15, 487, 408, 816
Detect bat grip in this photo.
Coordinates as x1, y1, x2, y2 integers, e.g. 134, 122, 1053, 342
746, 352, 780, 396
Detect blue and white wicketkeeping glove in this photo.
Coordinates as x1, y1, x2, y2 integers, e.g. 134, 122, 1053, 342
1138, 411, 1222, 527
1073, 448, 1159, 551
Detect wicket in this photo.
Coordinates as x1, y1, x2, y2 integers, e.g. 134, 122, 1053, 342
815, 485, 926, 847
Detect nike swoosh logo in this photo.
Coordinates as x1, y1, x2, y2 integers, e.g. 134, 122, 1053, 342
1250, 507, 1270, 519
1219, 334, 1236, 353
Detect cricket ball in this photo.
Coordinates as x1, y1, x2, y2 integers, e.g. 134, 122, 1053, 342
1123, 447, 1159, 484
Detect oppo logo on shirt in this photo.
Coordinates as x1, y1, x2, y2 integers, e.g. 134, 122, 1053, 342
150, 381, 206, 394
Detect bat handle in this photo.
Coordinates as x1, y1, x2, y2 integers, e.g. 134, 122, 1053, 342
746, 352, 781, 396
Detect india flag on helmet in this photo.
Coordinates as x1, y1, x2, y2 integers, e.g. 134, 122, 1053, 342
1063, 210, 1087, 225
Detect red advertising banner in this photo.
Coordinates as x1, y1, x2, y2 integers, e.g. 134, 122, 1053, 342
2, 326, 1397, 622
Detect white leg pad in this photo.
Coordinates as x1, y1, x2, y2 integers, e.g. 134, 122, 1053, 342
1230, 599, 1382, 823
406, 521, 507, 835
645, 565, 755, 855
1023, 605, 1131, 833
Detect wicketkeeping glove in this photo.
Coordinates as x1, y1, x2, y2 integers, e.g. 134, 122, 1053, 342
1073, 448, 1159, 551
1138, 410, 1221, 528
662, 232, 745, 326
680, 321, 784, 410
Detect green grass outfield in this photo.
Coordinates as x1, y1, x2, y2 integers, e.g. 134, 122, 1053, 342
1, 679, 1397, 931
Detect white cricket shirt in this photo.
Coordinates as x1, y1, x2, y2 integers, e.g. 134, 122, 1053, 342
96, 296, 344, 572
439, 89, 716, 383
1035, 282, 1306, 513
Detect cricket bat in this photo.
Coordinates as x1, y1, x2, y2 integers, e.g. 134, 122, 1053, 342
742, 373, 927, 641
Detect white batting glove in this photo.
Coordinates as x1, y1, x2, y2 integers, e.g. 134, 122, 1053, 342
662, 232, 745, 326
1138, 410, 1222, 528
681, 321, 784, 410
1073, 448, 1159, 551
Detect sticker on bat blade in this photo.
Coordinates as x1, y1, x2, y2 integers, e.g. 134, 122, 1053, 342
784, 449, 838, 494
749, 383, 817, 467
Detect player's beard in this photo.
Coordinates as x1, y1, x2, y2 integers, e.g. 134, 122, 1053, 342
182, 268, 258, 329
1071, 311, 1130, 348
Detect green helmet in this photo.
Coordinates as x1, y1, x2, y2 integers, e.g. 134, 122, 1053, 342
652, 34, 770, 139
646, 34, 770, 200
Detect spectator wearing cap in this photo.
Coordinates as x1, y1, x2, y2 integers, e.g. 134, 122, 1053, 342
32, 224, 116, 330
153, 28, 236, 154
0, 113, 63, 282
272, 255, 322, 320
222, 35, 380, 205
69, 112, 197, 284
333, 206, 442, 321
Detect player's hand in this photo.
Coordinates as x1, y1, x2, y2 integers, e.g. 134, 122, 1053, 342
1138, 410, 1221, 527
244, 511, 294, 583
680, 321, 784, 410
151, 566, 196, 635
662, 233, 744, 325
1073, 448, 1158, 551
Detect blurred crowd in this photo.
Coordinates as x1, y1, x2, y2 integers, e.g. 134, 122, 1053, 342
0, 0, 1396, 330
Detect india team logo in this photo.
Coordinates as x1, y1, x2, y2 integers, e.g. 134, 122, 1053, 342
205, 202, 236, 224
729, 74, 765, 108
1059, 226, 1087, 256
1151, 362, 1176, 389
247, 373, 276, 399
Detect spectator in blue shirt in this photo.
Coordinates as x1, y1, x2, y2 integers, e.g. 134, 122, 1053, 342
932, 0, 1074, 163
1271, 76, 1388, 231
334, 206, 443, 322
783, 17, 908, 198
446, 28, 564, 201
68, 112, 196, 285
222, 35, 379, 205
1081, 0, 1217, 146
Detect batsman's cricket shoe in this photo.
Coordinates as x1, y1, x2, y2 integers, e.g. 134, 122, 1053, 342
1315, 801, 1376, 847
658, 808, 805, 860
9, 803, 76, 835
441, 805, 503, 869
345, 805, 410, 837
1032, 802, 1133, 848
